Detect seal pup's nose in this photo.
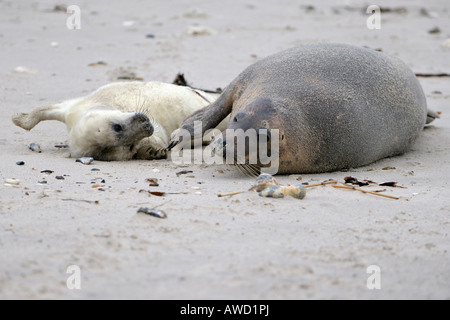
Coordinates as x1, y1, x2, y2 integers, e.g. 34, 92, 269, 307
133, 112, 154, 136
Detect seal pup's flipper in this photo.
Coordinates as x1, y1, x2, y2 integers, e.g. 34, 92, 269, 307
11, 97, 86, 131
12, 103, 67, 131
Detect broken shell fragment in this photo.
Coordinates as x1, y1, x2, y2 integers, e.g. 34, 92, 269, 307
76, 157, 94, 165
249, 173, 279, 192
259, 184, 306, 200
287, 184, 307, 199
259, 185, 285, 198
146, 178, 159, 186
137, 207, 167, 219
5, 178, 20, 186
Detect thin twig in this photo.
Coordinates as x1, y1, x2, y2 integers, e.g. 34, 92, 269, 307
331, 185, 399, 200
304, 180, 338, 188
217, 191, 246, 197
62, 198, 99, 204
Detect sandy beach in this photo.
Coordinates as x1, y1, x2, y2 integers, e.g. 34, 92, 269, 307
1, 0, 449, 299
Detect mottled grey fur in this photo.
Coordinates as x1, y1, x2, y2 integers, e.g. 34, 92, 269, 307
175, 43, 434, 174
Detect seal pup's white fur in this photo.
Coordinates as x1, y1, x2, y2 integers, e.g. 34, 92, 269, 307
12, 81, 222, 160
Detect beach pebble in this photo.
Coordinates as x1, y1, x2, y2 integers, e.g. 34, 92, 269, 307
76, 157, 94, 165
53, 4, 67, 12
28, 143, 41, 153
186, 25, 218, 36
122, 21, 135, 27
16, 161, 25, 166
14, 66, 38, 74
183, 8, 208, 19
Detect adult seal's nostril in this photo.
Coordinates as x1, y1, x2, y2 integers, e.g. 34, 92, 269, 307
233, 112, 247, 122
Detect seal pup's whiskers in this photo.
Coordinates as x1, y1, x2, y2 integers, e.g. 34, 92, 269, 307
134, 91, 161, 134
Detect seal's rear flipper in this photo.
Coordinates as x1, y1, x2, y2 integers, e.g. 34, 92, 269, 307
12, 103, 66, 130
426, 109, 440, 125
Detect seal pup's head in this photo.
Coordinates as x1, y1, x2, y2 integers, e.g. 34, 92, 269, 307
69, 107, 154, 161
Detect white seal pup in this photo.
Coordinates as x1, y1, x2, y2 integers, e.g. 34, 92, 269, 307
12, 81, 221, 161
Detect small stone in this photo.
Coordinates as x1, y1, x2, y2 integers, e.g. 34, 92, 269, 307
76, 157, 94, 165
28, 143, 41, 153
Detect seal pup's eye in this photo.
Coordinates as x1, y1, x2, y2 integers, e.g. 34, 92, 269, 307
112, 124, 123, 132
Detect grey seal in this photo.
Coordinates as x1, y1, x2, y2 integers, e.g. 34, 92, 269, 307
169, 43, 438, 174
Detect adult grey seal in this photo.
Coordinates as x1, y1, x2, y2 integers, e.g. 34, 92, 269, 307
12, 81, 222, 161
169, 43, 438, 174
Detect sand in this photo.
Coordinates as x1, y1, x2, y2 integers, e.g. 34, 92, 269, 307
0, 0, 449, 299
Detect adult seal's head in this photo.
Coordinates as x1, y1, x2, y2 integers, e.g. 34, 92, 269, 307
170, 43, 438, 174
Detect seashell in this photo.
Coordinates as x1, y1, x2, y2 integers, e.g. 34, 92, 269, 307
5, 178, 20, 186
259, 185, 284, 198
259, 184, 306, 200
249, 173, 279, 192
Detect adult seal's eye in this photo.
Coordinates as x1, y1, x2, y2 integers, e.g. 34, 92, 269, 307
112, 124, 123, 132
